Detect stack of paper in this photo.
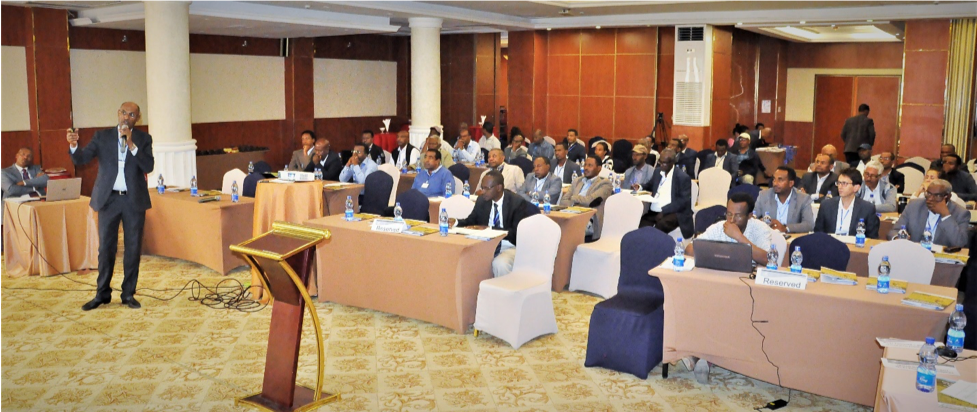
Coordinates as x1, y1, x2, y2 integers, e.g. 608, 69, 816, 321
865, 278, 908, 293
562, 206, 593, 214
939, 379, 977, 411
901, 291, 956, 310
801, 268, 821, 282
819, 267, 858, 285
935, 251, 968, 265
451, 227, 508, 241
829, 234, 857, 245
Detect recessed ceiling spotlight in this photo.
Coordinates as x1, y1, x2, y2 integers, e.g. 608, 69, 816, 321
867, 19, 874, 22
736, 22, 743, 26
800, 21, 806, 24
596, 26, 601, 29
304, 4, 310, 9
547, 27, 552, 31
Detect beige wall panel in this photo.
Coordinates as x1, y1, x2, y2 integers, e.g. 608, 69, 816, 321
69, 49, 149, 128
2, 46, 31, 132
313, 58, 397, 118
190, 53, 285, 123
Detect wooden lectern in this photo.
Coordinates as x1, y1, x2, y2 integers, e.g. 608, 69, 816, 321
229, 222, 338, 412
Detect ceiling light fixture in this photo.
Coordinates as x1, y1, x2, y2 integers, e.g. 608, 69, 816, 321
242, 40, 248, 47
736, 22, 743, 26
547, 27, 552, 31
595, 26, 601, 29
867, 19, 874, 22
800, 21, 806, 24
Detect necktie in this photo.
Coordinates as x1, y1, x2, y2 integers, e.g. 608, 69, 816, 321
492, 203, 500, 229
21, 168, 29, 181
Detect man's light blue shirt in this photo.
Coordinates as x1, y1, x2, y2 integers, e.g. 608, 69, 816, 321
412, 165, 454, 197
339, 157, 378, 192
453, 141, 480, 163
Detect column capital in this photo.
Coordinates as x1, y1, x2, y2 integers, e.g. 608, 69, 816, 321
408, 17, 443, 29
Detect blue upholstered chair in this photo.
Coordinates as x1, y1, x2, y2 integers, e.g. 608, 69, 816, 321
448, 163, 470, 182
584, 227, 673, 379
694, 205, 726, 235
395, 189, 430, 221
361, 172, 393, 215
509, 157, 533, 175
727, 184, 761, 201
788, 232, 851, 271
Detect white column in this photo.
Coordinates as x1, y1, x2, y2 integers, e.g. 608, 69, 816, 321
144, 1, 196, 187
408, 17, 443, 148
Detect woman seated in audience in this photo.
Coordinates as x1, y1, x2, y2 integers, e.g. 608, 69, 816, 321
912, 168, 965, 206
594, 141, 614, 171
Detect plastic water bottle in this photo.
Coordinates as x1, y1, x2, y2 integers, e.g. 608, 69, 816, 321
463, 181, 471, 198
445, 182, 453, 198
572, 170, 580, 181
921, 230, 933, 251
438, 208, 449, 237
766, 244, 779, 270
344, 195, 354, 221
190, 175, 198, 196
763, 212, 772, 226
916, 337, 937, 393
897, 225, 909, 240
157, 174, 165, 194
248, 161, 254, 174
231, 181, 239, 203
672, 238, 685, 269
789, 246, 803, 273
947, 304, 967, 355
284, 164, 289, 172
855, 219, 866, 248
543, 193, 552, 214
393, 202, 403, 221
531, 191, 540, 206
314, 168, 322, 181
612, 175, 621, 194
877, 256, 891, 294
825, 191, 833, 199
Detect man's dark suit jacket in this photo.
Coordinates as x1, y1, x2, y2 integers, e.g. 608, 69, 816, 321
813, 196, 880, 239
701, 152, 738, 179
676, 148, 698, 177
799, 171, 839, 202
566, 141, 586, 163
550, 158, 582, 184
731, 147, 766, 179
366, 143, 385, 165
70, 127, 154, 211
303, 152, 342, 181
841, 113, 876, 153
456, 190, 530, 246
947, 171, 977, 202
640, 166, 694, 238
885, 168, 905, 194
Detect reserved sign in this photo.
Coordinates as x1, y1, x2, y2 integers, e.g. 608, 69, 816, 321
371, 219, 410, 233
755, 268, 808, 290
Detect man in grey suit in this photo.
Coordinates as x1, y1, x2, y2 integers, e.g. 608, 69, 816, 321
560, 156, 613, 237
517, 157, 562, 203
887, 179, 969, 247
551, 142, 582, 184
67, 102, 154, 311
1, 147, 48, 198
856, 160, 897, 213
287, 130, 315, 170
753, 166, 814, 233
622, 144, 654, 189
841, 103, 876, 163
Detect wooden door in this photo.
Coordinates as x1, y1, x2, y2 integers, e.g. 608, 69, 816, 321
813, 76, 854, 161
854, 76, 901, 156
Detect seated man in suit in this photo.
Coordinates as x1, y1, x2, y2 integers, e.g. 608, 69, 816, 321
551, 142, 582, 184
637, 136, 659, 166
798, 154, 839, 203
411, 149, 454, 197
361, 130, 385, 165
454, 171, 531, 277
527, 129, 554, 161
676, 135, 698, 177
687, 192, 774, 265
809, 144, 849, 175
813, 168, 880, 238
389, 130, 419, 171
426, 136, 454, 169
942, 154, 977, 202
561, 156, 613, 238
2, 147, 48, 199
887, 179, 970, 247
504, 132, 531, 162
636, 148, 694, 239
303, 137, 342, 181
856, 160, 897, 213
565, 129, 587, 164
452, 128, 480, 163
288, 130, 315, 170
850, 143, 873, 173
878, 151, 905, 193
338, 143, 378, 193
622, 145, 654, 190
753, 166, 814, 233
730, 133, 769, 185
701, 138, 737, 180
931, 143, 956, 171
517, 157, 562, 203
476, 149, 525, 193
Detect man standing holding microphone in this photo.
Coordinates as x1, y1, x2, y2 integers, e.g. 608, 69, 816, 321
67, 101, 155, 310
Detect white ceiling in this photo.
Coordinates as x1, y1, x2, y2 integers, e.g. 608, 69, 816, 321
6, 1, 977, 41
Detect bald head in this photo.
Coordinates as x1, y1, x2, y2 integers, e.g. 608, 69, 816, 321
821, 144, 839, 162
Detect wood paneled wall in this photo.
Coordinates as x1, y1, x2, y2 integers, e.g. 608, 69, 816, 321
441, 34, 475, 137
900, 19, 952, 159
507, 31, 548, 137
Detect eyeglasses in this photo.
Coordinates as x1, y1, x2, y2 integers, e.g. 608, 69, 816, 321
863, 173, 880, 179
835, 181, 853, 187
118, 109, 138, 119
923, 191, 947, 198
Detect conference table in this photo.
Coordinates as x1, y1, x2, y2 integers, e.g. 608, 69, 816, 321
306, 214, 501, 333
3, 197, 98, 277
142, 191, 254, 274
874, 346, 976, 411
651, 265, 956, 406
880, 210, 977, 236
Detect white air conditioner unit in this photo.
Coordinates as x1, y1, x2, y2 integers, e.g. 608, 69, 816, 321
673, 25, 713, 127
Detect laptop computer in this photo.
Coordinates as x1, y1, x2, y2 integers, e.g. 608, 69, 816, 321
45, 178, 82, 202
693, 239, 754, 274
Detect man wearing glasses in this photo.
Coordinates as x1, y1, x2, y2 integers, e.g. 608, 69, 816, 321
855, 161, 897, 213
813, 168, 880, 238
886, 179, 970, 247
877, 151, 904, 193
687, 192, 774, 265
67, 102, 154, 311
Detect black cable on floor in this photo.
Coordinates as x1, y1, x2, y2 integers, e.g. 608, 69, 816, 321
739, 276, 792, 410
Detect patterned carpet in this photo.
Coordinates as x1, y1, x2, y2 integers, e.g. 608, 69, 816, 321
1, 254, 873, 412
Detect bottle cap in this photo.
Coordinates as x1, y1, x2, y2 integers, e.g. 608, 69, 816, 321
957, 304, 964, 311
925, 337, 935, 344
676, 237, 683, 242
883, 256, 889, 261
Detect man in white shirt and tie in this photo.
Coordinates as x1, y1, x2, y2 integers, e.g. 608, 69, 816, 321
1, 147, 48, 199
454, 171, 531, 277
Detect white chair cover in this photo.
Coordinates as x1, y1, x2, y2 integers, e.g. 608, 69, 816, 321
867, 239, 935, 285
901, 168, 924, 195
377, 163, 401, 206
383, 150, 392, 164
568, 193, 644, 298
693, 158, 701, 179
543, 136, 556, 146
770, 231, 788, 267
905, 156, 932, 171
221, 168, 247, 194
453, 176, 464, 196
694, 168, 732, 211
690, 179, 699, 208
598, 168, 612, 178
473, 215, 562, 348
969, 159, 976, 174
440, 195, 475, 219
